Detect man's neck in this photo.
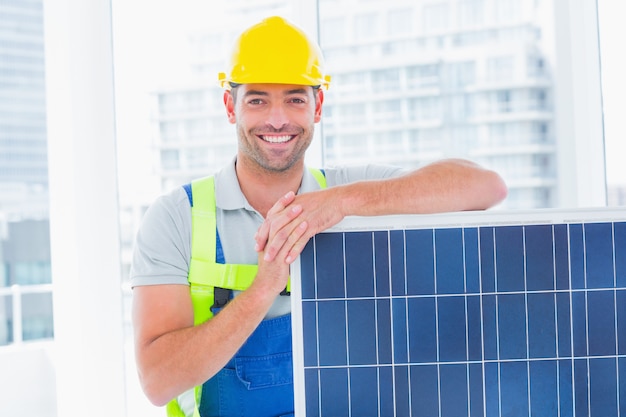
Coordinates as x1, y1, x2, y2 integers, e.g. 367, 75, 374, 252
235, 158, 304, 217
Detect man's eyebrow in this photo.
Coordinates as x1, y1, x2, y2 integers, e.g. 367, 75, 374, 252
243, 88, 309, 97
243, 89, 269, 97
285, 88, 309, 95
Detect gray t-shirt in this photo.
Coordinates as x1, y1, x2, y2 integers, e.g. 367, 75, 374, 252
130, 158, 404, 317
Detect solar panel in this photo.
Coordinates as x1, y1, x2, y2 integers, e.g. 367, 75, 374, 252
291, 208, 626, 417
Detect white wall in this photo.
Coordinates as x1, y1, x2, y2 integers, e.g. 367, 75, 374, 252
0, 342, 56, 417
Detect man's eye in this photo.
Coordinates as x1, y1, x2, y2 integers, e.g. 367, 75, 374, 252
248, 99, 263, 105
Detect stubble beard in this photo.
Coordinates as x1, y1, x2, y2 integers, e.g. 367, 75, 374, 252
237, 124, 313, 174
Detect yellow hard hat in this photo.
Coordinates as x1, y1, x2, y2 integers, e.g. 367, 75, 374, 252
218, 16, 331, 90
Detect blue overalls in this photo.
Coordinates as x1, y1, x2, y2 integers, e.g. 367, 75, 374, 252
199, 314, 295, 417
167, 169, 326, 417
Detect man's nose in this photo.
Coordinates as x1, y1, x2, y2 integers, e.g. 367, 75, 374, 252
266, 103, 289, 129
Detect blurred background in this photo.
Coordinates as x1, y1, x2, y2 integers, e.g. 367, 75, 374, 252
0, 0, 624, 415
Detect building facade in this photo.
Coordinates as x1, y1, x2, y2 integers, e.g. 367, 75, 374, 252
0, 0, 52, 347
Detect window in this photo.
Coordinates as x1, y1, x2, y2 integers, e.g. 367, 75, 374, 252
0, 0, 53, 355
422, 3, 450, 33
407, 64, 440, 89
444, 61, 476, 89
486, 56, 515, 83
320, 17, 347, 45
354, 13, 380, 40
2, 0, 614, 415
388, 8, 413, 36
408, 97, 441, 122
457, 0, 484, 27
160, 149, 180, 170
495, 0, 522, 23
372, 99, 402, 123
371, 68, 400, 92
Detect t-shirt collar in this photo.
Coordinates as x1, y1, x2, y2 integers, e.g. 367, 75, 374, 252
213, 156, 322, 211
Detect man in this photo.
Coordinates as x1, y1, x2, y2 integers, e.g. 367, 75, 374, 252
131, 16, 507, 417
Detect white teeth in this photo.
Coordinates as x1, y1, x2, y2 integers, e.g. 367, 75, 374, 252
261, 135, 292, 143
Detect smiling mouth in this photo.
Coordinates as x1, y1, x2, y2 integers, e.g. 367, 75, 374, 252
260, 135, 294, 144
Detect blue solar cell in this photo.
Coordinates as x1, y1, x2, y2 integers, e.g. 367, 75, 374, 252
480, 227, 496, 293
482, 294, 498, 361
346, 299, 377, 365
406, 229, 435, 295
410, 365, 439, 416
373, 231, 390, 297
378, 366, 394, 415
574, 359, 589, 415
300, 239, 316, 300
570, 224, 585, 289
393, 366, 410, 416
304, 369, 319, 416
319, 368, 348, 415
527, 292, 557, 358
440, 364, 469, 416
392, 298, 408, 363
525, 224, 555, 291
572, 292, 588, 357
495, 226, 525, 292
558, 360, 574, 416
435, 228, 465, 294
589, 358, 618, 415
376, 299, 392, 364
467, 295, 483, 361
618, 290, 626, 356
345, 232, 375, 298
292, 216, 626, 416
556, 292, 572, 357
617, 222, 626, 287
390, 230, 406, 296
498, 293, 527, 360
407, 297, 437, 363
302, 301, 317, 367
468, 363, 484, 417
529, 360, 558, 417
554, 224, 570, 291
437, 296, 467, 362
500, 361, 529, 416
484, 362, 499, 417
465, 228, 481, 294
587, 290, 616, 356
313, 233, 344, 299
618, 356, 626, 416
585, 223, 614, 288
317, 300, 346, 366
348, 367, 379, 415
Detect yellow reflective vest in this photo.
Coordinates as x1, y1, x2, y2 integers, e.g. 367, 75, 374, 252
167, 169, 327, 417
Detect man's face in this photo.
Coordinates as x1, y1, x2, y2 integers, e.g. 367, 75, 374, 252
224, 83, 323, 173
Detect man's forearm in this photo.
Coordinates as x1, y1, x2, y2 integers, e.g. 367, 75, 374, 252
338, 158, 508, 217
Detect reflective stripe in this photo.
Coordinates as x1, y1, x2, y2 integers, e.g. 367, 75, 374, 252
309, 167, 327, 189
178, 388, 196, 417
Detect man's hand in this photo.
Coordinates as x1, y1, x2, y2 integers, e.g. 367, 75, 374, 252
255, 188, 345, 264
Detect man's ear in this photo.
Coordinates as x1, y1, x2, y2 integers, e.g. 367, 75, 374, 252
224, 90, 236, 124
314, 89, 324, 123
